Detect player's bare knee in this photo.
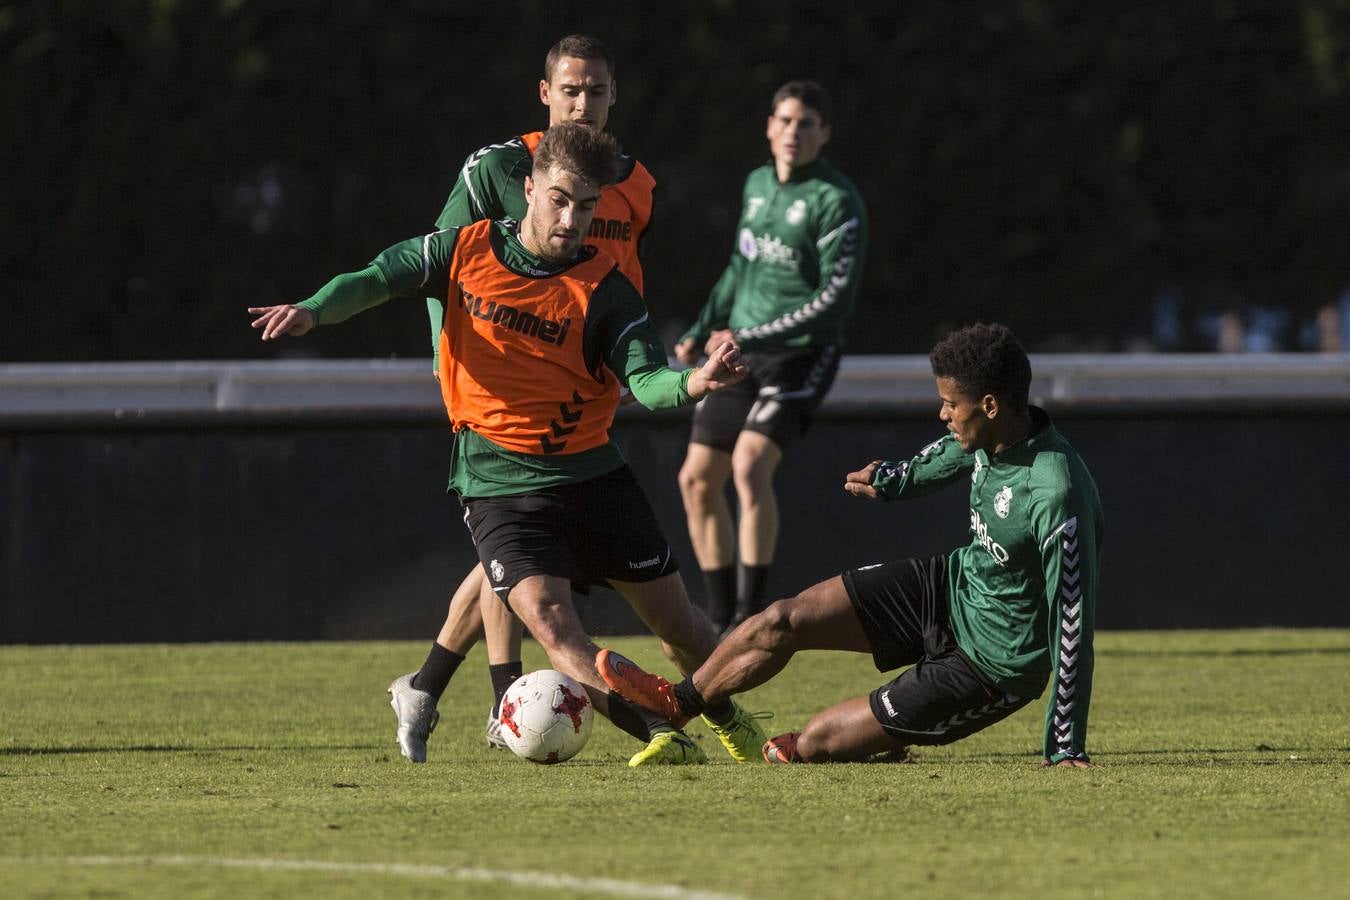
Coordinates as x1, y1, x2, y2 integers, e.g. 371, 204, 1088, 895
678, 464, 716, 507
795, 721, 838, 763
512, 598, 568, 647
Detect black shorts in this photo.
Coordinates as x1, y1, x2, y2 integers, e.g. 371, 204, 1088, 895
461, 465, 678, 605
842, 557, 1033, 745
689, 346, 840, 452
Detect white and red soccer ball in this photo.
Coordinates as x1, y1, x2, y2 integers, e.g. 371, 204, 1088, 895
497, 669, 593, 764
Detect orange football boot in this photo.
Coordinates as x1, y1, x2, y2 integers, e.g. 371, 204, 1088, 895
761, 732, 802, 763
595, 648, 690, 728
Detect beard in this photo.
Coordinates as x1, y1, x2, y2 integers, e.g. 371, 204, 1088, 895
523, 217, 579, 263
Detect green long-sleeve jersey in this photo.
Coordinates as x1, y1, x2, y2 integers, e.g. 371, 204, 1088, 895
296, 221, 693, 498
683, 157, 867, 352
869, 408, 1104, 763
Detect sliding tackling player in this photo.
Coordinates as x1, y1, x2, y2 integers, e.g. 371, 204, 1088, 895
601, 323, 1104, 767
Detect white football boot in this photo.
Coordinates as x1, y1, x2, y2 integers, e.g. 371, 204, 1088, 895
387, 673, 439, 763
484, 708, 510, 751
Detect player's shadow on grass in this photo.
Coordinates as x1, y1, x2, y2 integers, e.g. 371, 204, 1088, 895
0, 743, 382, 756
952, 746, 1348, 763
1101, 646, 1350, 657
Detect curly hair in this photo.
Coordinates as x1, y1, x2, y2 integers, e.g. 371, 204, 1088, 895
929, 323, 1032, 410
533, 122, 621, 187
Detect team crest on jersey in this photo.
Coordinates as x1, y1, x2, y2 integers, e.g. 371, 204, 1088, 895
785, 199, 807, 225
490, 559, 505, 582
994, 485, 1013, 519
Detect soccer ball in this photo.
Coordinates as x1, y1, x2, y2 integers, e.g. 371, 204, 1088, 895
498, 669, 593, 764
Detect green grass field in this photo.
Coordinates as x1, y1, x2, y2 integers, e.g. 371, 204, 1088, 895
2, 629, 1347, 899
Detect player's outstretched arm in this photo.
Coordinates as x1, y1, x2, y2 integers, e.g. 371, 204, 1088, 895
248, 305, 316, 341
684, 340, 747, 400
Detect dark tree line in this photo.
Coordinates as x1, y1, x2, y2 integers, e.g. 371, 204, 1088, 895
4, 0, 1349, 361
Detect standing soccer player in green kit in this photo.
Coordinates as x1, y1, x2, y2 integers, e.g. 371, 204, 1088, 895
675, 80, 868, 634
600, 323, 1104, 767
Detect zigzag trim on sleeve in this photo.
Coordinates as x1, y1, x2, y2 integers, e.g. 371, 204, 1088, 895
732, 216, 861, 342
1049, 517, 1086, 758
459, 137, 524, 221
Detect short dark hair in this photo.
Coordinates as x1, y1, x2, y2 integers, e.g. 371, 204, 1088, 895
544, 34, 615, 81
770, 79, 834, 126
533, 122, 621, 186
929, 323, 1032, 411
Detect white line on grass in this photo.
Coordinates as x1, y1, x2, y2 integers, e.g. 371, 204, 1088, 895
3, 855, 747, 900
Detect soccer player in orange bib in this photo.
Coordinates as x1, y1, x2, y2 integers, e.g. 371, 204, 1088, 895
249, 124, 769, 766
410, 35, 658, 759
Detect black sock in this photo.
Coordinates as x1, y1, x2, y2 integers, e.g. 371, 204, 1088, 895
701, 566, 735, 630
703, 699, 736, 725
489, 662, 523, 716
411, 644, 465, 700
606, 692, 674, 742
673, 678, 709, 719
734, 563, 771, 618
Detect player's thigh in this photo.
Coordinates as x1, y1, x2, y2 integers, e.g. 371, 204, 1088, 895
729, 429, 783, 485
740, 346, 841, 449
505, 574, 584, 645
571, 466, 680, 585
798, 695, 909, 762
609, 572, 709, 645
869, 651, 1033, 746
757, 575, 872, 654
841, 557, 949, 670
680, 440, 734, 489
461, 491, 578, 608
688, 375, 756, 454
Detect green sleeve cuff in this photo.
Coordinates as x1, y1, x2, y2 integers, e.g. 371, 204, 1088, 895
627, 365, 693, 410
1048, 750, 1090, 764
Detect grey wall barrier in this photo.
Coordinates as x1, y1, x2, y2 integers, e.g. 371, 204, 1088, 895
3, 355, 1348, 643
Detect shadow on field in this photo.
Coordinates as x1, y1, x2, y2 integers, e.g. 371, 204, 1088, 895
1101, 646, 1350, 657
0, 743, 381, 756
954, 747, 1346, 763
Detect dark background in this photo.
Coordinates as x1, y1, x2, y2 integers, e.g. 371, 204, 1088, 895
6, 0, 1350, 363
5, 404, 1348, 643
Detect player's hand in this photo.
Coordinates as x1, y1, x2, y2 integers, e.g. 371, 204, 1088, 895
618, 390, 639, 407
674, 338, 700, 366
703, 329, 734, 357
1040, 757, 1097, 769
248, 304, 316, 340
843, 460, 886, 499
685, 340, 746, 399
